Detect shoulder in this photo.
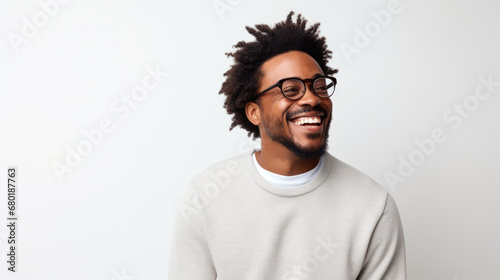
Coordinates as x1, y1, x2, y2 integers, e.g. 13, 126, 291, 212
188, 151, 250, 188
176, 151, 253, 220
180, 151, 252, 206
323, 153, 391, 210
324, 153, 386, 192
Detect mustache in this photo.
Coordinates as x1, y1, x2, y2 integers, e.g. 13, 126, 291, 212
286, 105, 328, 120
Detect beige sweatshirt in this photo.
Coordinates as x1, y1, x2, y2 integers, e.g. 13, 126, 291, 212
168, 150, 406, 280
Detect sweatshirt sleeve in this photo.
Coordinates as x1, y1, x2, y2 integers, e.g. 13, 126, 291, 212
168, 185, 217, 280
357, 194, 407, 280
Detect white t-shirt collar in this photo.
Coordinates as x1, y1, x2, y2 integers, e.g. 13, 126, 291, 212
252, 152, 324, 188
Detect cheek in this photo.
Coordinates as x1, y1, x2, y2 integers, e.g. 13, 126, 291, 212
323, 100, 333, 115
263, 100, 294, 120
261, 109, 288, 132
323, 98, 333, 108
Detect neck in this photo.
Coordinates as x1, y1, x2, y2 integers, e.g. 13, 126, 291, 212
254, 143, 321, 176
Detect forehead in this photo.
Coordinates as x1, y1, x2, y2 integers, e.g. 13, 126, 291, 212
259, 51, 324, 86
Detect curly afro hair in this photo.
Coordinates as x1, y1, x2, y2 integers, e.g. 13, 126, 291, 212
219, 11, 338, 139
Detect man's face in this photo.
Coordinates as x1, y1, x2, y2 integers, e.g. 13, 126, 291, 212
254, 51, 333, 159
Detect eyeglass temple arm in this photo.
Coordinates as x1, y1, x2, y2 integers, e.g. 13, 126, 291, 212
255, 81, 280, 98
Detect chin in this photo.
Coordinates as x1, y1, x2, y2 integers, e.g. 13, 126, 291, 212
285, 140, 328, 159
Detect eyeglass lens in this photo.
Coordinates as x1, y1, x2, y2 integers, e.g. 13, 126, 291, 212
281, 77, 335, 99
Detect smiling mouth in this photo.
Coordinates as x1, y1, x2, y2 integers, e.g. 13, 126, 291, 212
288, 115, 325, 136
291, 116, 322, 127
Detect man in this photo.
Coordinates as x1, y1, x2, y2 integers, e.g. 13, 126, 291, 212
168, 12, 406, 279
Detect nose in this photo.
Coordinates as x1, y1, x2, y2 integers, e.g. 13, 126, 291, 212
297, 83, 321, 107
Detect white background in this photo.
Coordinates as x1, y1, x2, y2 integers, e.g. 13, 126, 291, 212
0, 0, 499, 279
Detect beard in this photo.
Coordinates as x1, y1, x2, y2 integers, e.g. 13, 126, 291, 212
261, 106, 331, 159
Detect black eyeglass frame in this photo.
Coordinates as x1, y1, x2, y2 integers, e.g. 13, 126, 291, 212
254, 76, 337, 100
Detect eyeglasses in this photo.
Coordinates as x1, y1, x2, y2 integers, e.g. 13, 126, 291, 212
255, 76, 337, 100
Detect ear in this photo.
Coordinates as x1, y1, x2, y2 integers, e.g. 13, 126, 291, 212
245, 101, 261, 126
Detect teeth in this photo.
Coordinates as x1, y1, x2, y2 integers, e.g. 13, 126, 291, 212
293, 117, 321, 125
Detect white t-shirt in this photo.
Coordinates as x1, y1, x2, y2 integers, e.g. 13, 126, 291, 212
252, 152, 324, 188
